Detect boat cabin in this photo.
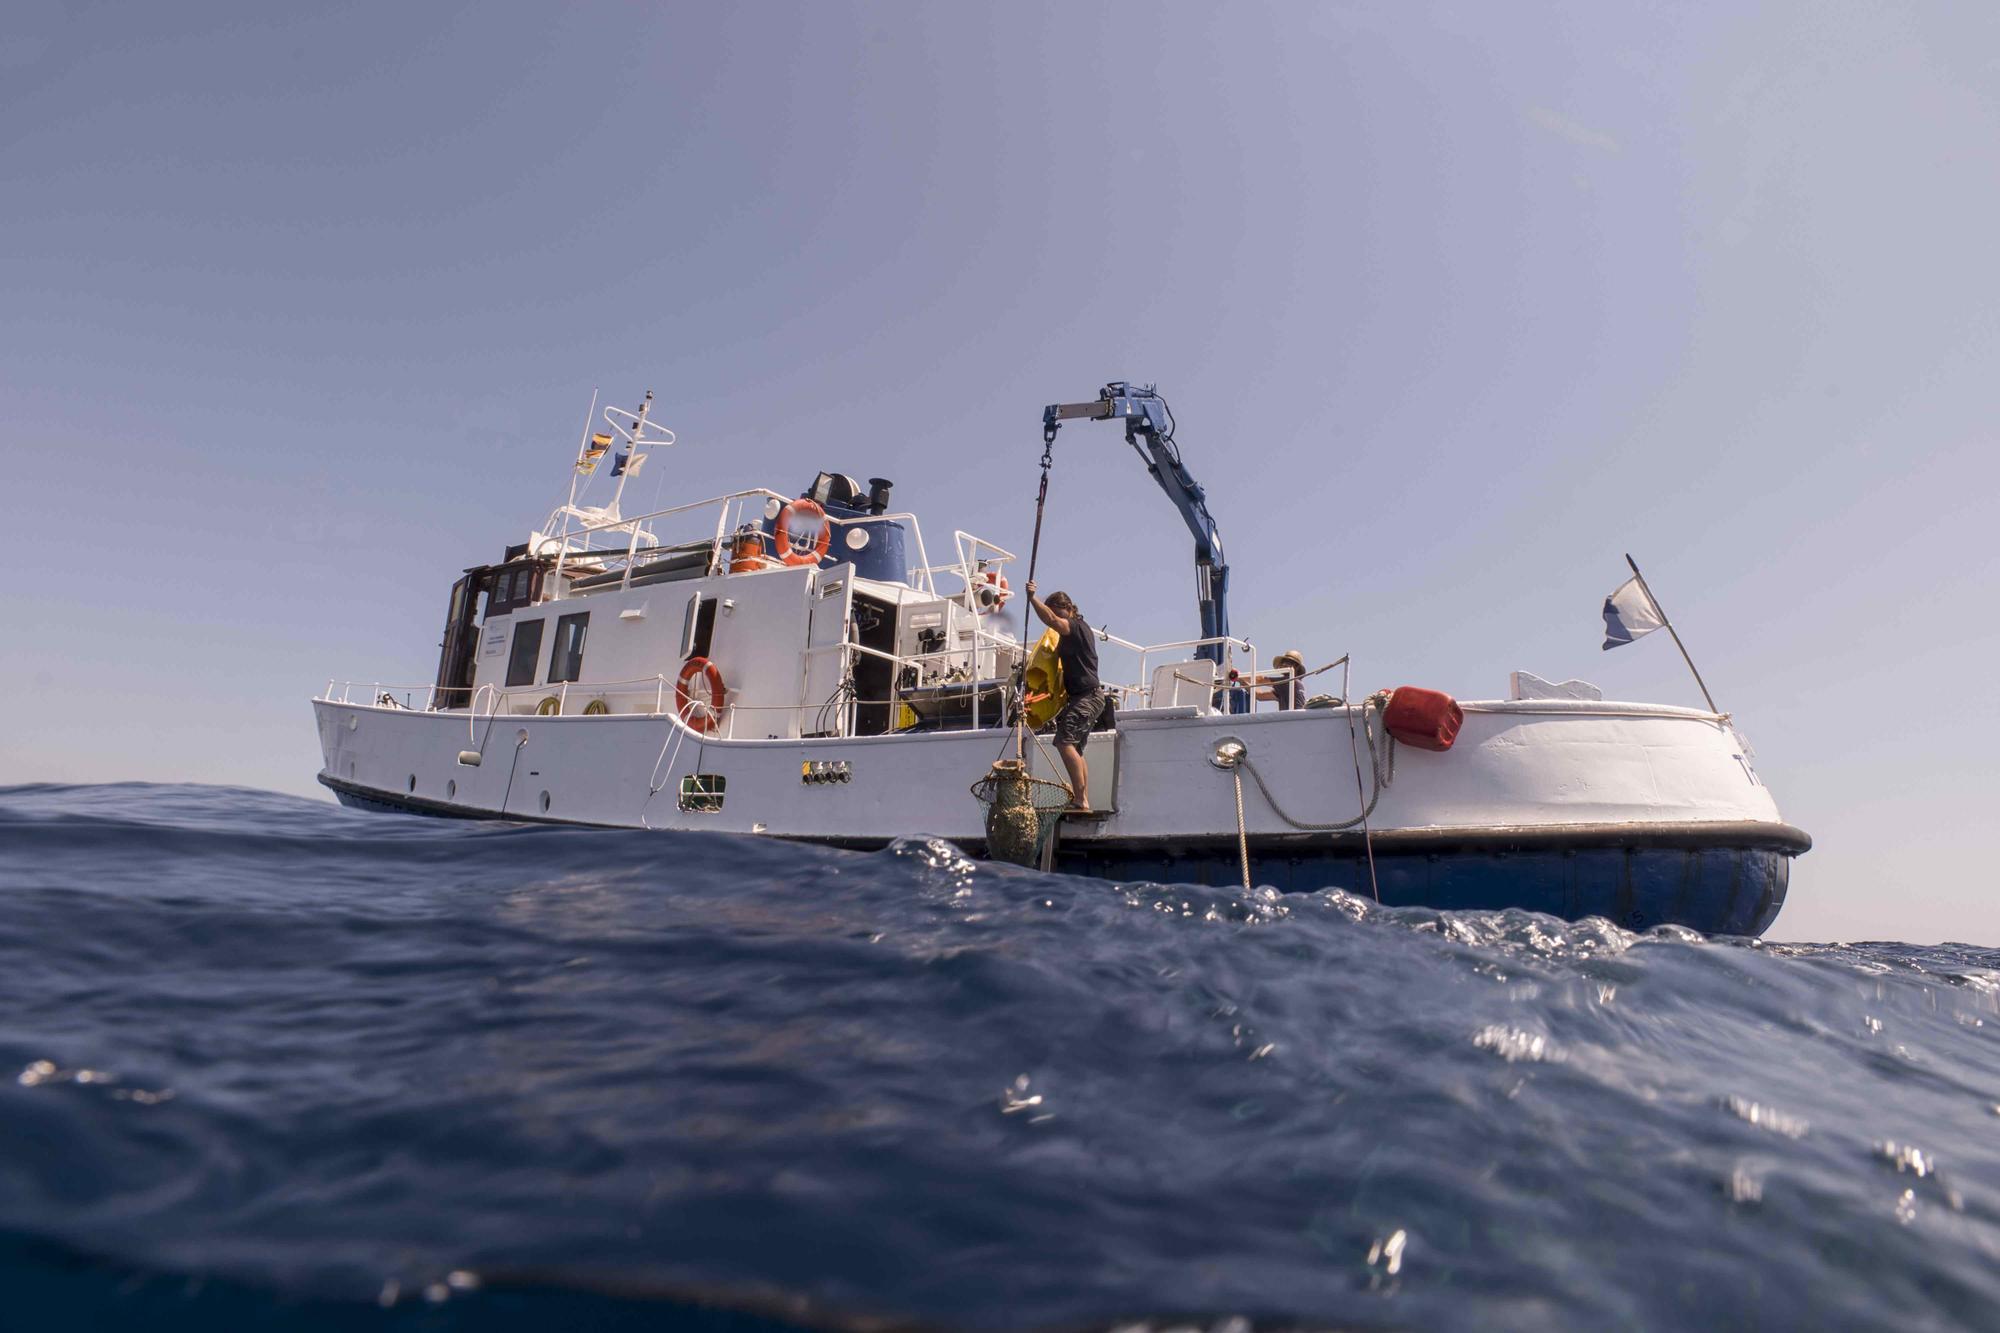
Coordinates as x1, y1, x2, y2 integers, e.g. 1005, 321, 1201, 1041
412, 471, 1265, 745
431, 472, 1031, 740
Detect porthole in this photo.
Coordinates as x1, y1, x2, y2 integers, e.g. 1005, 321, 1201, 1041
446, 779, 457, 799
539, 790, 552, 814
407, 774, 417, 793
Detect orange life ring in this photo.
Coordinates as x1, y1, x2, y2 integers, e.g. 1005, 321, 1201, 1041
975, 570, 1011, 613
773, 498, 832, 567
675, 656, 727, 733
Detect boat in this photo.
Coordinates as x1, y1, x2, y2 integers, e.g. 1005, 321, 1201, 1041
313, 384, 1810, 935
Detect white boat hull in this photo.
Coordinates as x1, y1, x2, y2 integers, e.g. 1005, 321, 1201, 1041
314, 697, 1806, 935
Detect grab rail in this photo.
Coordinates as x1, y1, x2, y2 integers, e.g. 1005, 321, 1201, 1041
320, 628, 1260, 735
534, 488, 950, 601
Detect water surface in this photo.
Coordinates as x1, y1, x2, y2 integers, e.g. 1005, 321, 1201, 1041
2, 783, 1995, 1329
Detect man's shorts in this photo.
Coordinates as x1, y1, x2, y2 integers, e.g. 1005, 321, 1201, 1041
1052, 689, 1107, 749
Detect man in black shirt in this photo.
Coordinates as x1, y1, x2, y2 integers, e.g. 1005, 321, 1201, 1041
1025, 583, 1105, 812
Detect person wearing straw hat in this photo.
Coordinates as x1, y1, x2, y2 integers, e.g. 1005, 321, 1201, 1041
1257, 650, 1306, 711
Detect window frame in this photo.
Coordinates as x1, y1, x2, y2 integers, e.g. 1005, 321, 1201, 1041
547, 612, 590, 684
505, 618, 546, 687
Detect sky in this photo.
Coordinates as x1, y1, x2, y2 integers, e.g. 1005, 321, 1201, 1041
3, 3, 1996, 943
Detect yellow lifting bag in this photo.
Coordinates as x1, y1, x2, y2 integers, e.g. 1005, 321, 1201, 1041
1023, 628, 1067, 730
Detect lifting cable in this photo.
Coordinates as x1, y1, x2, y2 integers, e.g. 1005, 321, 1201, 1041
1011, 423, 1059, 765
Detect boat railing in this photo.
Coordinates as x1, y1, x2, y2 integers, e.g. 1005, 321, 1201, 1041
784, 627, 1027, 739
323, 675, 679, 718
320, 629, 1263, 734
907, 531, 1019, 606
321, 680, 444, 711
541, 488, 783, 592
1081, 634, 1258, 711
536, 488, 945, 598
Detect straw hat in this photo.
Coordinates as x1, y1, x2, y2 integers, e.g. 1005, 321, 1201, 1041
1274, 649, 1305, 670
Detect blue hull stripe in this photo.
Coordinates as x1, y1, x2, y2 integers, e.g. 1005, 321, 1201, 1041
1056, 842, 1789, 937
322, 775, 1797, 937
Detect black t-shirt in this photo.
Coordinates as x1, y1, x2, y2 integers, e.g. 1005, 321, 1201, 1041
1057, 613, 1100, 695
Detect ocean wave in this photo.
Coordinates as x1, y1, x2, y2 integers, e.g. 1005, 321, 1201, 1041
2, 783, 1997, 1330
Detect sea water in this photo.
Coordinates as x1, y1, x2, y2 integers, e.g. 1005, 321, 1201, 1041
1, 783, 1996, 1330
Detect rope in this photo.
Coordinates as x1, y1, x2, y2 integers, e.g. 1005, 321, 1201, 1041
1345, 694, 1383, 904
1234, 693, 1396, 834
1231, 767, 1251, 891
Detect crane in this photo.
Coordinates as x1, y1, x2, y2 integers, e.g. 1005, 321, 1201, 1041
1040, 382, 1232, 668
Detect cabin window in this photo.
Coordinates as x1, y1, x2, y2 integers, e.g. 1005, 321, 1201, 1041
485, 562, 544, 618
548, 612, 589, 683
506, 619, 545, 687
484, 572, 510, 617
681, 594, 702, 657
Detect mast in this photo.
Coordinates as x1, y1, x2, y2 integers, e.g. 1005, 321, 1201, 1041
606, 389, 653, 520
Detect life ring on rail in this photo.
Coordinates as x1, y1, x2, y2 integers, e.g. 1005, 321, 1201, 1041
973, 570, 1011, 613
675, 656, 727, 733
773, 498, 832, 567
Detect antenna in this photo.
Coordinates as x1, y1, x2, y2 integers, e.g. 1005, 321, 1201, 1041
607, 389, 654, 517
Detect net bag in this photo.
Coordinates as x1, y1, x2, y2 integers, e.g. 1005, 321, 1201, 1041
970, 759, 1073, 868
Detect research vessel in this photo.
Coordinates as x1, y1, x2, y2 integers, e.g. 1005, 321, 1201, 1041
314, 385, 1809, 934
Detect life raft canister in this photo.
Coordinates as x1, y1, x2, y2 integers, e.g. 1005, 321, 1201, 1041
1382, 686, 1463, 752
773, 498, 832, 567
675, 656, 727, 733
728, 524, 770, 573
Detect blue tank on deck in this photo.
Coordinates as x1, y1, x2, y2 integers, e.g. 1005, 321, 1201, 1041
763, 473, 910, 585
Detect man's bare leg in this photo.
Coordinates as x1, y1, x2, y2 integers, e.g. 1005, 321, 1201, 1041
1058, 743, 1090, 811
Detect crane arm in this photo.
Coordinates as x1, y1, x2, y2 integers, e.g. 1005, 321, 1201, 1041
1041, 382, 1231, 666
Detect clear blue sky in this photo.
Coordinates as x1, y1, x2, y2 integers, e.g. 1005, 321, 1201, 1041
4, 4, 1995, 943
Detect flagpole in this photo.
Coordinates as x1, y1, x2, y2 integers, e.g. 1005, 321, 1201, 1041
1625, 553, 1719, 715
563, 387, 599, 517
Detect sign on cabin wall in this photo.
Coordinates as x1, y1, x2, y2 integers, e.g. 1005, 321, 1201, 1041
483, 627, 506, 657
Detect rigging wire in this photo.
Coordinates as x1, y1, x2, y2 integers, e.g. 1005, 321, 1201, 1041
1006, 425, 1059, 765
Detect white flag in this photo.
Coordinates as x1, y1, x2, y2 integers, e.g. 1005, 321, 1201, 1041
1602, 576, 1665, 650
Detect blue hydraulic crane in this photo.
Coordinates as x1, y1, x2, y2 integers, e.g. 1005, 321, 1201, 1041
1040, 382, 1232, 667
